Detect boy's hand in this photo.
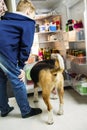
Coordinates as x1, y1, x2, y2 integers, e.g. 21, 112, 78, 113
18, 69, 25, 82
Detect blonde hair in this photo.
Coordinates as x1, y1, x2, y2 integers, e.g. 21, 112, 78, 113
17, 0, 35, 13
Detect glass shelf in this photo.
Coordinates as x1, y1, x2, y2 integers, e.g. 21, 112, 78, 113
66, 55, 87, 65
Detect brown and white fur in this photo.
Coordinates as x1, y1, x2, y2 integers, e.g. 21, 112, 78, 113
30, 59, 64, 124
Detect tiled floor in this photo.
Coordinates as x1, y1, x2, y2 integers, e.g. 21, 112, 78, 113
0, 87, 87, 130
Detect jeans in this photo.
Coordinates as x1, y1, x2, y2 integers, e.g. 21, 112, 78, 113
0, 53, 31, 116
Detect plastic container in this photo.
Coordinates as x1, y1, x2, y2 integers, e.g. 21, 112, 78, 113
49, 25, 56, 32
76, 82, 87, 95
39, 25, 45, 32
73, 74, 87, 95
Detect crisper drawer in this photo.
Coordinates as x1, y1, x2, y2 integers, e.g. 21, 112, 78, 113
72, 74, 87, 95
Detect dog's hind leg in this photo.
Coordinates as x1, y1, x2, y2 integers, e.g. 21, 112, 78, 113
42, 89, 54, 125
33, 85, 39, 102
57, 83, 64, 115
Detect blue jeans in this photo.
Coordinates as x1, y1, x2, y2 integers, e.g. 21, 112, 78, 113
0, 53, 31, 117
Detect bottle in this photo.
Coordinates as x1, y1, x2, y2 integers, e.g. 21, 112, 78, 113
38, 48, 43, 61
44, 48, 51, 60
65, 23, 69, 32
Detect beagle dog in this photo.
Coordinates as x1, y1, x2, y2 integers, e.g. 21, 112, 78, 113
30, 59, 64, 124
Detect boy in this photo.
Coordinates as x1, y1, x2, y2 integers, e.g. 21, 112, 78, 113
0, 0, 42, 118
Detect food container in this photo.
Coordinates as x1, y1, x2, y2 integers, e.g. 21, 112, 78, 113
39, 25, 45, 32
49, 25, 56, 32
76, 82, 87, 95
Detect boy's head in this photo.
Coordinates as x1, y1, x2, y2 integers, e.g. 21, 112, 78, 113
16, 0, 35, 19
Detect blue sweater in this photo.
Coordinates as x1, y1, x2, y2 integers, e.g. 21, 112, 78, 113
0, 12, 35, 69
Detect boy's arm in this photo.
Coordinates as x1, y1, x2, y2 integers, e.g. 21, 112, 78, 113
18, 21, 35, 69
18, 69, 25, 82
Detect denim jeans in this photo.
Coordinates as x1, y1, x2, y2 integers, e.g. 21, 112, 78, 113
0, 53, 31, 117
